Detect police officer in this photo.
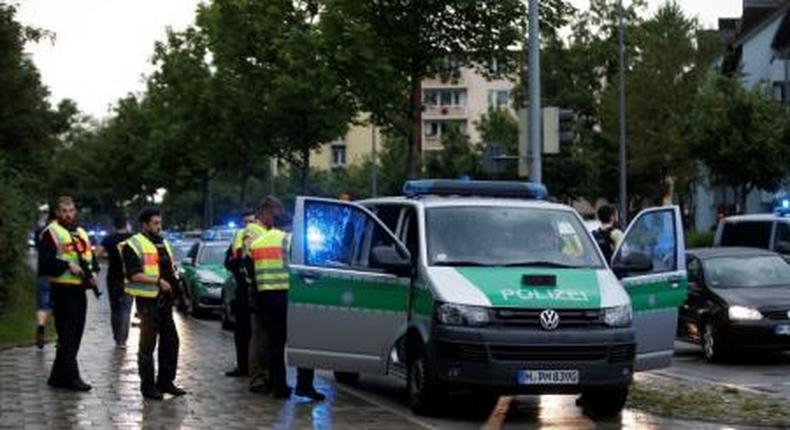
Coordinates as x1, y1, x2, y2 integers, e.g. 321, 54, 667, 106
247, 196, 324, 400
120, 208, 185, 400
223, 209, 263, 377
40, 196, 99, 391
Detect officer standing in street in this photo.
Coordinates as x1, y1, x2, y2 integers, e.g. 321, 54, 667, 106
247, 196, 324, 400
120, 208, 186, 400
223, 209, 263, 377
40, 196, 99, 391
97, 215, 132, 349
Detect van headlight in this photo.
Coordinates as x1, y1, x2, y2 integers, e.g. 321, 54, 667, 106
436, 303, 490, 327
728, 305, 762, 321
603, 305, 632, 327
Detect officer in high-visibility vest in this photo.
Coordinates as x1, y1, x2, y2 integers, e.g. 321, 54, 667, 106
223, 209, 262, 377
39, 196, 99, 391
247, 196, 324, 400
120, 207, 185, 400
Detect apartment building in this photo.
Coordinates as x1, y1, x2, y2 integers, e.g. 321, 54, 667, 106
310, 66, 517, 170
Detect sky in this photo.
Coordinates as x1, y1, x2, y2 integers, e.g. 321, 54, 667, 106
16, 0, 743, 119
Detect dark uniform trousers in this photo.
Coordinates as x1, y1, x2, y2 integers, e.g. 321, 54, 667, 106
136, 297, 179, 389
49, 285, 87, 384
261, 290, 314, 391
232, 275, 251, 373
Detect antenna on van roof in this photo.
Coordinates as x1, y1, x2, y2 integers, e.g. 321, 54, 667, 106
403, 179, 548, 200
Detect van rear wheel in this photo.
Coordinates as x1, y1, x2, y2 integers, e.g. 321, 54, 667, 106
580, 385, 629, 417
407, 344, 445, 415
334, 371, 360, 385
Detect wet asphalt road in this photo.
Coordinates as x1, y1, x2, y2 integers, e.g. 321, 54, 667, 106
3, 256, 783, 428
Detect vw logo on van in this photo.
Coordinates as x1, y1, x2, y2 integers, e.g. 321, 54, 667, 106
539, 309, 560, 331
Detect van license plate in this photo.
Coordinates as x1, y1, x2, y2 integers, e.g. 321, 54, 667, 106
517, 370, 579, 385
776, 325, 790, 336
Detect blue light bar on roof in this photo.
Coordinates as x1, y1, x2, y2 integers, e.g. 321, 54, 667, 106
403, 179, 548, 199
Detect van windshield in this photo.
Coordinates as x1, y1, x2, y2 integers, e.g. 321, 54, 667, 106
426, 206, 605, 268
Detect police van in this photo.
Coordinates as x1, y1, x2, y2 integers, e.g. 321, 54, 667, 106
287, 180, 686, 415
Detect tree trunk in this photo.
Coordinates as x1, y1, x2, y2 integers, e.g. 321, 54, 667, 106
738, 185, 751, 215
239, 172, 250, 211
300, 145, 310, 194
202, 177, 213, 229
407, 75, 423, 179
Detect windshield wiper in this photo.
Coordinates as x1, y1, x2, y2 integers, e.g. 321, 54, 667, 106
502, 260, 584, 268
433, 260, 491, 267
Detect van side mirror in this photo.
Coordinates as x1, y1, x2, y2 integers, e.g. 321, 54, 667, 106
371, 245, 412, 277
611, 252, 653, 278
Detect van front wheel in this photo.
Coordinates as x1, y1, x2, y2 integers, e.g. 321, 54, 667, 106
408, 345, 445, 415
580, 385, 629, 417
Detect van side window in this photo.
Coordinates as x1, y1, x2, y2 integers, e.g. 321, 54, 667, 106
614, 209, 676, 274
720, 221, 772, 248
402, 208, 419, 261
304, 201, 367, 268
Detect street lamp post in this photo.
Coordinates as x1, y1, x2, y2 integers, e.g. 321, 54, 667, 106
618, 0, 628, 223
371, 124, 378, 197
528, 0, 541, 183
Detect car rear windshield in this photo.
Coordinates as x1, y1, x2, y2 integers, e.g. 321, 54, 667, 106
720, 221, 772, 249
198, 245, 227, 266
704, 255, 790, 288
426, 206, 604, 268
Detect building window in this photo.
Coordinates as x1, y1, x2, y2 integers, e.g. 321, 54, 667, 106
424, 120, 467, 139
772, 82, 787, 105
488, 90, 512, 108
424, 89, 466, 108
331, 143, 347, 167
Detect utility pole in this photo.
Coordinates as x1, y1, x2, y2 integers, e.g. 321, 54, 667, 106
371, 124, 378, 197
618, 0, 628, 223
528, 0, 541, 183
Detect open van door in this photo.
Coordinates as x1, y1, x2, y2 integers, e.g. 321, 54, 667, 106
287, 197, 412, 375
612, 206, 687, 371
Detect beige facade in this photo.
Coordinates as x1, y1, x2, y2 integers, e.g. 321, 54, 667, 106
311, 66, 517, 170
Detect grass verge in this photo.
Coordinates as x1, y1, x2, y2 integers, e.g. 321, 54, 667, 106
629, 374, 790, 427
0, 264, 54, 348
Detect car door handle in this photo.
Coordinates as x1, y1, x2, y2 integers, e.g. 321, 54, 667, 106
668, 275, 682, 289
299, 273, 321, 285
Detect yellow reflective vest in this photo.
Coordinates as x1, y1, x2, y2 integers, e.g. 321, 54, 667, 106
248, 228, 289, 292
120, 233, 175, 298
43, 221, 93, 285
232, 223, 268, 283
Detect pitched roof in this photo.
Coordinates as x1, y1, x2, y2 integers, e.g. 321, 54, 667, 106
731, 1, 790, 48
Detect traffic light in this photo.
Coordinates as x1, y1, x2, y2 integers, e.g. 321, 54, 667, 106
558, 108, 577, 146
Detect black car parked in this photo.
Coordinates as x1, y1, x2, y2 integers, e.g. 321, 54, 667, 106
679, 247, 790, 362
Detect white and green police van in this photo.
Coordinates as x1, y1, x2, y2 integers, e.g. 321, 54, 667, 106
287, 180, 687, 415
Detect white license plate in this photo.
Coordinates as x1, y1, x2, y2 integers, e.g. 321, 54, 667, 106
776, 325, 790, 336
517, 369, 579, 385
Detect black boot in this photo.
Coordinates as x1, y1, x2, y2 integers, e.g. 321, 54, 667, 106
141, 385, 163, 400
157, 382, 186, 396
36, 325, 45, 349
225, 367, 247, 377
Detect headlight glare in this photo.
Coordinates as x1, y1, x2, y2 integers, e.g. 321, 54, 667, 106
728, 305, 762, 320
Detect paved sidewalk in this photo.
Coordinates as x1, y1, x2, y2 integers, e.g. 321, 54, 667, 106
0, 293, 419, 429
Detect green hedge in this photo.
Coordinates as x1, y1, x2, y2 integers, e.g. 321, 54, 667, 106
686, 230, 715, 249
0, 167, 33, 307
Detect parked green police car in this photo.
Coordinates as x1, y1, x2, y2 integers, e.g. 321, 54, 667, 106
180, 240, 231, 316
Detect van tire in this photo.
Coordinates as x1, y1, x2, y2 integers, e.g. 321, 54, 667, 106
334, 371, 360, 385
580, 385, 629, 417
407, 344, 445, 415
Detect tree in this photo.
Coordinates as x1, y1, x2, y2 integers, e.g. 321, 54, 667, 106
599, 2, 719, 206
320, 0, 551, 178
424, 124, 480, 179
146, 27, 228, 227
476, 108, 519, 179
689, 74, 790, 212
